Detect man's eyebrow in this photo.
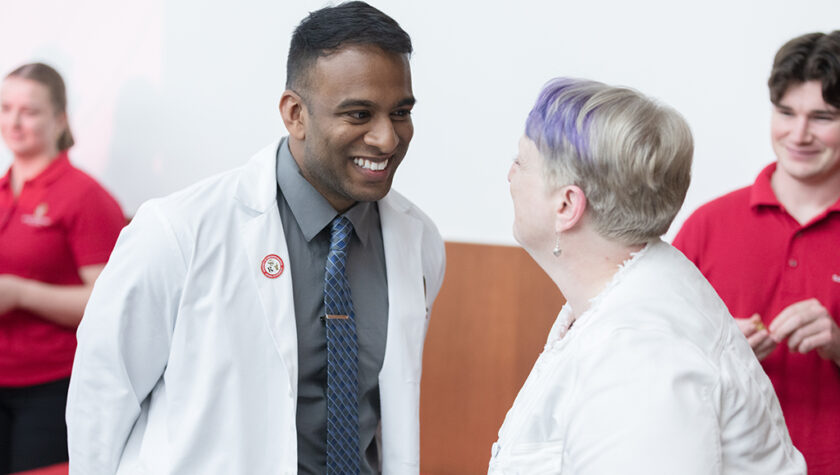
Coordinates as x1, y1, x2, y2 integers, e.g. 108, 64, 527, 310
776, 105, 840, 116
335, 97, 417, 109
337, 99, 376, 109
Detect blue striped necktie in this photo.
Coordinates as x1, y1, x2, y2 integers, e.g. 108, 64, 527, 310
324, 216, 360, 474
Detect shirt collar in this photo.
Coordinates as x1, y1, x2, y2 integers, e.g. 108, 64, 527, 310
0, 151, 71, 193
0, 166, 10, 192
31, 151, 72, 185
749, 162, 781, 209
749, 161, 840, 217
275, 138, 375, 244
822, 168, 840, 213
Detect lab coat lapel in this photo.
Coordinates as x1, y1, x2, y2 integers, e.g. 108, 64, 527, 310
378, 192, 426, 470
236, 140, 298, 390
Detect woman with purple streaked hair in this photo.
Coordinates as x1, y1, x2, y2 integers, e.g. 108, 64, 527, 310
487, 78, 805, 474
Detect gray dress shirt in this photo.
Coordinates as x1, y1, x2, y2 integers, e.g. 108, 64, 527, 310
275, 138, 388, 475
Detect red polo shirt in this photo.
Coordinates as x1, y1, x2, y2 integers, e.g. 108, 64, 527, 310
674, 163, 840, 474
0, 151, 124, 387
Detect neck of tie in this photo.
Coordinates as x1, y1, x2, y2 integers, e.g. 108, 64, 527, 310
324, 216, 360, 474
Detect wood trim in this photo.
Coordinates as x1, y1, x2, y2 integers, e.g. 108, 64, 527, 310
420, 242, 565, 474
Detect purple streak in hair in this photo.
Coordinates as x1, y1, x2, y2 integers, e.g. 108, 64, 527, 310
525, 77, 595, 163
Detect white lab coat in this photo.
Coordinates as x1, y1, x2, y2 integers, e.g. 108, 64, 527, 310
488, 240, 806, 475
66, 140, 446, 475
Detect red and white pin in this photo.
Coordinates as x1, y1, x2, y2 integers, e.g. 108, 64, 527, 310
261, 254, 285, 279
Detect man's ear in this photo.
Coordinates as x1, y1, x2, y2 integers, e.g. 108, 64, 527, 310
554, 184, 587, 233
279, 90, 306, 140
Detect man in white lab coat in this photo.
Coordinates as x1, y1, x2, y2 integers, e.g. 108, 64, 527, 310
65, 2, 445, 474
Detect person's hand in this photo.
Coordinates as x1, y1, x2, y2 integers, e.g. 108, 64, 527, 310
735, 313, 777, 361
769, 298, 840, 365
0, 274, 23, 315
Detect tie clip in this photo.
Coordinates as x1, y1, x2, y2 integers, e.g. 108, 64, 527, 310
324, 314, 349, 320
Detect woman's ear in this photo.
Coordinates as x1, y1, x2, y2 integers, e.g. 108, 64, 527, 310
554, 184, 586, 233
57, 111, 68, 130
55, 111, 68, 140
279, 90, 306, 140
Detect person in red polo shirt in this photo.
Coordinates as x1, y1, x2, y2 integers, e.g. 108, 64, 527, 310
674, 31, 840, 474
0, 63, 124, 473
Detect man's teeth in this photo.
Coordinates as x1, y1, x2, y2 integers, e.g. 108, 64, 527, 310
353, 157, 388, 171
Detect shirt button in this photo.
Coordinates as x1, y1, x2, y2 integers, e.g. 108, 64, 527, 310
788, 259, 798, 268
289, 390, 295, 399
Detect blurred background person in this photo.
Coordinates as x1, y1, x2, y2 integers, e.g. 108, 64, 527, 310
674, 31, 840, 473
488, 78, 805, 474
0, 62, 124, 474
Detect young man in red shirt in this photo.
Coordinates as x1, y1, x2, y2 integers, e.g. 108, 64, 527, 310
674, 31, 840, 474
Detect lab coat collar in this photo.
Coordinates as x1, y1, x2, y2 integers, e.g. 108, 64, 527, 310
235, 140, 282, 214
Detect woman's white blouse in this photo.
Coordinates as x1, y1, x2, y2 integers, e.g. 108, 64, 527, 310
488, 240, 806, 475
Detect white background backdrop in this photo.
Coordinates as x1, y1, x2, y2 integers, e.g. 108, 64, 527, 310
2, 0, 838, 244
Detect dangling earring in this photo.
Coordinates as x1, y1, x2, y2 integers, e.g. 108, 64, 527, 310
552, 234, 561, 257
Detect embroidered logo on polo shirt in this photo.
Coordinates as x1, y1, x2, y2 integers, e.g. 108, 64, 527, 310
832, 274, 840, 284
21, 202, 52, 227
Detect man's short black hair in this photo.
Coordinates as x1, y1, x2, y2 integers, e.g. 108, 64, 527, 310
768, 31, 840, 109
286, 1, 412, 91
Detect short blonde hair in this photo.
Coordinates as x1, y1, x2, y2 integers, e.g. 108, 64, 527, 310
525, 78, 693, 245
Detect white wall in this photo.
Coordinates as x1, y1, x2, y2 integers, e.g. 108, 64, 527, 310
2, 0, 838, 244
